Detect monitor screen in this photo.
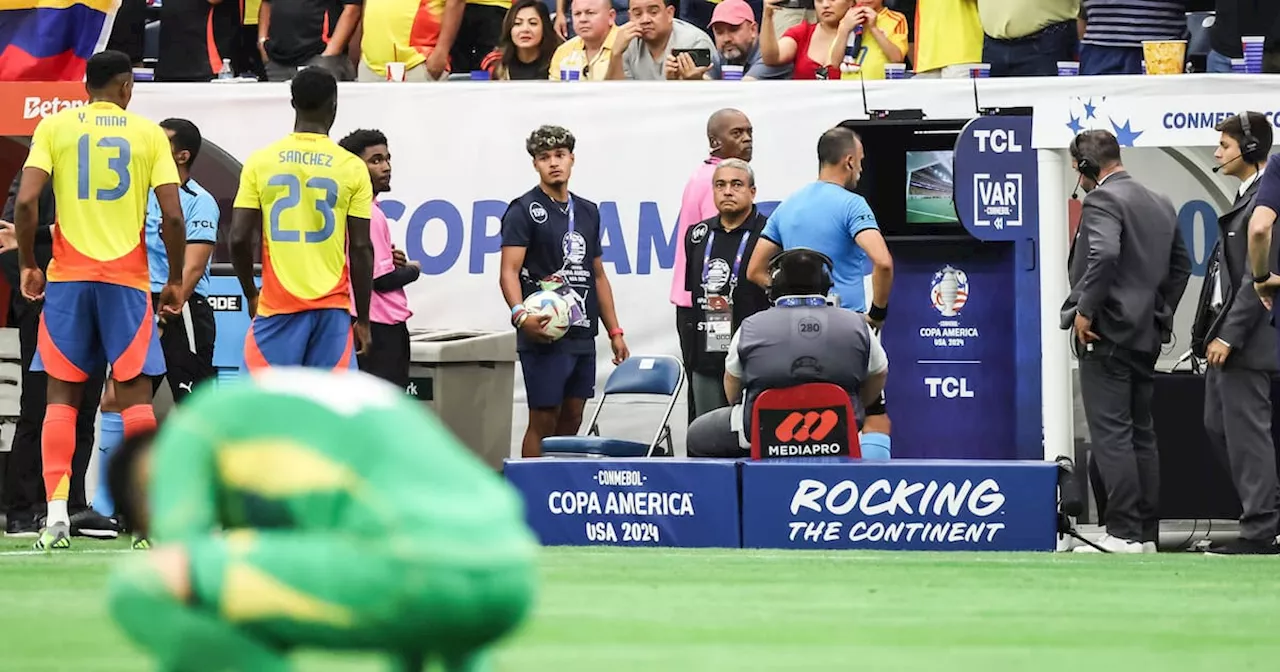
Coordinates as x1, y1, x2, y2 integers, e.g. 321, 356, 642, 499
905, 150, 958, 224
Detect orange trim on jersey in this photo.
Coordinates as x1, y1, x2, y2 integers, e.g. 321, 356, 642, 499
334, 329, 353, 371
244, 327, 270, 371
206, 8, 223, 76
36, 312, 88, 383
47, 228, 150, 291
408, 0, 445, 57
111, 303, 155, 381
322, 11, 331, 45
256, 245, 351, 317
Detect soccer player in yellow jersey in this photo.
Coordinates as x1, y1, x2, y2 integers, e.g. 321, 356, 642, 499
230, 68, 375, 371
14, 50, 187, 551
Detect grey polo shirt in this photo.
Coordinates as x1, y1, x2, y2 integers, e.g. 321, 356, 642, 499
621, 18, 717, 80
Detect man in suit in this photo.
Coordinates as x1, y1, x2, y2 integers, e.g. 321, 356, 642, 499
1061, 129, 1192, 554
1192, 113, 1280, 556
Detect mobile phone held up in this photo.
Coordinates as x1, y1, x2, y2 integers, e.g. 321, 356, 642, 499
671, 48, 712, 68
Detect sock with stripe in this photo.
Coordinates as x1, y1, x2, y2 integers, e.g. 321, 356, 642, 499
93, 411, 125, 517
42, 404, 77, 527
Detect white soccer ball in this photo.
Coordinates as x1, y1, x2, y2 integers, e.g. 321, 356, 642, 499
523, 290, 571, 341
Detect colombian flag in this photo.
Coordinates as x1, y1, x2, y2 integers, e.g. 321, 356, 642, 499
0, 0, 120, 81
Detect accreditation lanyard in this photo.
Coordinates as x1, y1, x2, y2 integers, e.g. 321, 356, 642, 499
702, 230, 751, 354
702, 230, 752, 297
541, 195, 589, 327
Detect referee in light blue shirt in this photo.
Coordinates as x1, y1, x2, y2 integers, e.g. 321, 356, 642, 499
96, 118, 220, 523
745, 126, 895, 455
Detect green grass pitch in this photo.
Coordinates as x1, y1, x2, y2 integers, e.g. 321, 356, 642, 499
3, 538, 1279, 671
907, 195, 959, 224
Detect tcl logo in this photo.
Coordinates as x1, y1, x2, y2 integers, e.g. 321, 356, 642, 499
924, 377, 974, 399
775, 410, 838, 442
23, 96, 84, 120
207, 295, 242, 311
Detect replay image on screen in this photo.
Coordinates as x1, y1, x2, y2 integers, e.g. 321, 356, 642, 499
905, 150, 958, 224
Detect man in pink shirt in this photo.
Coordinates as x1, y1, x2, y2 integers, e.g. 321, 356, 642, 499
340, 129, 421, 389
673, 109, 754, 421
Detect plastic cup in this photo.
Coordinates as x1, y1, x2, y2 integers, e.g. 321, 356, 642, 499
721, 64, 744, 81
1242, 36, 1265, 73
1141, 40, 1186, 75
470, 70, 491, 80
884, 63, 906, 79
1057, 61, 1079, 76
385, 62, 406, 82
1230, 58, 1247, 73
969, 63, 991, 78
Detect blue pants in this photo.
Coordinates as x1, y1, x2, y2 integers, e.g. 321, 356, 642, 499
1080, 44, 1144, 75
982, 20, 1078, 77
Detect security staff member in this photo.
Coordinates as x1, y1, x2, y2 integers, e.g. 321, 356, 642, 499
1061, 129, 1191, 554
683, 159, 770, 421
685, 248, 888, 458
1191, 112, 1280, 556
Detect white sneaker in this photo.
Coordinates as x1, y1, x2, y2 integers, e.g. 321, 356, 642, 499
1142, 541, 1157, 554
1073, 533, 1144, 554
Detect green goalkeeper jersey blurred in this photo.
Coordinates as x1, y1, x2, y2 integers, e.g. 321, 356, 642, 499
150, 367, 538, 560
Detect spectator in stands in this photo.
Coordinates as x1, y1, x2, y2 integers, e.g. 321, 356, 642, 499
0, 176, 113, 539
759, 0, 863, 79
681, 0, 762, 36
1078, 0, 1186, 75
685, 249, 888, 458
606, 0, 716, 80
909, 0, 983, 77
155, 0, 240, 81
977, 0, 1079, 76
339, 130, 420, 389
703, 0, 793, 79
837, 0, 908, 79
548, 0, 619, 80
106, 0, 148, 67
359, 0, 462, 81
235, 0, 269, 79
454, 0, 512, 73
682, 159, 771, 421
481, 0, 564, 78
1208, 1, 1280, 73
258, 0, 362, 81
674, 108, 754, 420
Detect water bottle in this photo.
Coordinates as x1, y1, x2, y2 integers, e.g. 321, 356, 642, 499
218, 58, 234, 80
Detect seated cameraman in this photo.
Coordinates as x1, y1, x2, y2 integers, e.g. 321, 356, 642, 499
685, 248, 888, 458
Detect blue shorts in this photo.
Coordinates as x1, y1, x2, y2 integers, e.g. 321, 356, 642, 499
242, 309, 355, 373
520, 349, 596, 409
33, 281, 165, 383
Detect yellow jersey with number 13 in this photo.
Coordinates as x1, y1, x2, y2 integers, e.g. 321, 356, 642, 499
23, 101, 178, 291
233, 132, 373, 318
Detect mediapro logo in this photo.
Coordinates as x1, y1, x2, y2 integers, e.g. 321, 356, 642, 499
775, 410, 839, 442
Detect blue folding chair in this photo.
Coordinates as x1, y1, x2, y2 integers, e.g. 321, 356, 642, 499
541, 355, 685, 458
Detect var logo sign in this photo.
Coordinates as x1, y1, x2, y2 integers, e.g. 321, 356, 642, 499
973, 173, 1023, 230
925, 377, 974, 399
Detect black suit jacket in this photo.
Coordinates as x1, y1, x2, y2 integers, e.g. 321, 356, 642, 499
1, 171, 57, 321
1061, 171, 1193, 354
1191, 176, 1278, 371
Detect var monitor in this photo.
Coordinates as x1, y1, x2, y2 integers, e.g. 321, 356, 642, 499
840, 119, 965, 237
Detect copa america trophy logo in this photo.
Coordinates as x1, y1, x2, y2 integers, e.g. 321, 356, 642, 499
930, 266, 969, 317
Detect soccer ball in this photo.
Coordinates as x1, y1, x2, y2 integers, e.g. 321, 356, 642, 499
523, 290, 571, 341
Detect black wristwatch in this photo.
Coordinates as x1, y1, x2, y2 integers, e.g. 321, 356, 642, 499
867, 304, 888, 322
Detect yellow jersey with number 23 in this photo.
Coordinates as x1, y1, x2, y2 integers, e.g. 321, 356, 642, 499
234, 132, 373, 318
23, 101, 178, 291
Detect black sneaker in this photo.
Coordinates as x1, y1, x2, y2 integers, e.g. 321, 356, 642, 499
1204, 538, 1280, 556
4, 515, 40, 538
69, 509, 120, 539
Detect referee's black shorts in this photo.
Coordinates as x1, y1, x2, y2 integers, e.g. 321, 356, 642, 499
150, 292, 216, 403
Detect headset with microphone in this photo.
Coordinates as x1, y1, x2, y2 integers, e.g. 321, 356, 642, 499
768, 248, 835, 303
1068, 133, 1100, 200
1212, 111, 1262, 173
